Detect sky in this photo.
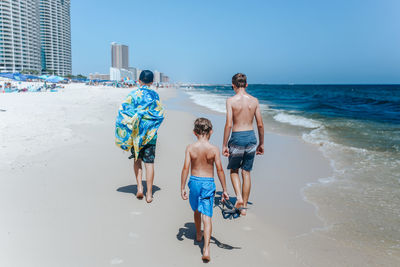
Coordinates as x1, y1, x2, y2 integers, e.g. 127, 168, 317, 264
71, 0, 400, 84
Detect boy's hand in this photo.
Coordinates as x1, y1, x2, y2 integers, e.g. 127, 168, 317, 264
222, 146, 229, 157
181, 189, 188, 200
256, 144, 264, 155
222, 191, 229, 201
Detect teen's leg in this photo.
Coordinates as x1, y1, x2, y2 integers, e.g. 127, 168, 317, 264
144, 163, 154, 203
241, 169, 252, 215
133, 159, 144, 199
201, 214, 212, 262
230, 169, 243, 207
194, 210, 202, 242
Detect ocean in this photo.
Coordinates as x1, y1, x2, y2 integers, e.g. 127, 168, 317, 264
183, 84, 400, 261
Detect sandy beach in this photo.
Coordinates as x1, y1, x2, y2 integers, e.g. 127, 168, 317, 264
1, 83, 395, 266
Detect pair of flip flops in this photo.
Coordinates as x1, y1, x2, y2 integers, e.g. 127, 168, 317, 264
220, 199, 247, 219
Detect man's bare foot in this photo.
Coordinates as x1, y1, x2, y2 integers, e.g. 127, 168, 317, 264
202, 247, 210, 263
136, 187, 144, 199
145, 194, 153, 203
196, 231, 203, 242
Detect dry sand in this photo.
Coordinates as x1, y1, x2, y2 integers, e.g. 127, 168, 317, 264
0, 84, 333, 266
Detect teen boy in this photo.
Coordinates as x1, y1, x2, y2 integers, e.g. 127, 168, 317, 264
222, 73, 264, 215
181, 118, 229, 262
115, 70, 165, 203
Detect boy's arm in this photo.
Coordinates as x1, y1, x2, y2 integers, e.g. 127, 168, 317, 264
180, 145, 191, 200
214, 147, 229, 200
255, 99, 264, 155
222, 99, 233, 157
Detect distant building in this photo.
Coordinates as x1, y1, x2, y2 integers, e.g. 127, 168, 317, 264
136, 68, 142, 81
153, 70, 161, 83
162, 75, 170, 83
89, 73, 110, 80
111, 42, 129, 69
0, 0, 71, 75
39, 0, 72, 76
128, 67, 137, 80
110, 67, 134, 81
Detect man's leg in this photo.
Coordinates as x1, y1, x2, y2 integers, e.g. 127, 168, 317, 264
241, 170, 251, 215
230, 169, 243, 207
144, 163, 154, 203
201, 214, 212, 262
133, 159, 144, 199
194, 210, 202, 242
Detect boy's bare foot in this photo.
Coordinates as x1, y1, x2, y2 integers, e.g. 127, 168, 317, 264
145, 194, 153, 203
136, 188, 144, 199
202, 247, 210, 263
234, 198, 244, 209
196, 231, 203, 242
240, 208, 247, 216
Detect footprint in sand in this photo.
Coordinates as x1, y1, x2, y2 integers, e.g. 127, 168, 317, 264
242, 226, 252, 231
130, 211, 143, 216
110, 258, 123, 265
129, 232, 139, 238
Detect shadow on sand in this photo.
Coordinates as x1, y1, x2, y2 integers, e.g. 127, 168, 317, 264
116, 181, 161, 197
176, 222, 241, 253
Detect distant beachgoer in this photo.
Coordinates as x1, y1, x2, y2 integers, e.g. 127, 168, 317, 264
181, 118, 229, 262
115, 70, 165, 203
222, 73, 264, 215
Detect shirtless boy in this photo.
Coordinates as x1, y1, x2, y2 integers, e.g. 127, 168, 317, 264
181, 118, 229, 262
222, 73, 264, 215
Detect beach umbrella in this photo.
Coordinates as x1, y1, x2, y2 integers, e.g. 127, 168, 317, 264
23, 74, 39, 80
38, 75, 49, 80
45, 75, 65, 83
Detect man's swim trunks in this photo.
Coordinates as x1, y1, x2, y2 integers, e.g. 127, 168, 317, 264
188, 176, 216, 217
227, 130, 257, 171
129, 136, 157, 163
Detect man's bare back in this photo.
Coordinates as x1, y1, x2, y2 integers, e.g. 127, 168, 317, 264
228, 92, 259, 132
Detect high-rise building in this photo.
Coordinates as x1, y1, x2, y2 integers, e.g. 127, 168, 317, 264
153, 70, 161, 83
39, 0, 71, 76
0, 0, 71, 75
111, 42, 129, 69
0, 0, 41, 73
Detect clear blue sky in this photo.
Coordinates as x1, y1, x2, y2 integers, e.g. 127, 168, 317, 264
71, 0, 400, 84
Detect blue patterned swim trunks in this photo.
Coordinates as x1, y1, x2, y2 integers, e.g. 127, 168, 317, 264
227, 130, 257, 171
188, 176, 216, 217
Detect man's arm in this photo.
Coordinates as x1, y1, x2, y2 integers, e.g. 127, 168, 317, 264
254, 99, 264, 155
180, 145, 191, 200
214, 147, 229, 200
222, 99, 233, 157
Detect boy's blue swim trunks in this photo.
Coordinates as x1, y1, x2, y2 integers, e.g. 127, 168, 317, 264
227, 130, 257, 171
188, 176, 216, 217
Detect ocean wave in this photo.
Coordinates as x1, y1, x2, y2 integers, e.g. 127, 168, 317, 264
185, 90, 227, 113
273, 113, 322, 128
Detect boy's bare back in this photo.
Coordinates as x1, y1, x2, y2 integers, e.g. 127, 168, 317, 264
227, 92, 260, 132
187, 141, 218, 178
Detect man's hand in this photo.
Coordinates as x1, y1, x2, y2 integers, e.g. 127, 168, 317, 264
222, 146, 229, 157
181, 189, 188, 200
222, 191, 229, 201
256, 144, 264, 155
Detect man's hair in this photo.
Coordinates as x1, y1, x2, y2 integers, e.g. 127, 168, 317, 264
139, 70, 154, 84
232, 73, 247, 88
194, 117, 213, 135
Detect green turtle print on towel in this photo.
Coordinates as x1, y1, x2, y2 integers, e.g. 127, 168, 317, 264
115, 85, 165, 160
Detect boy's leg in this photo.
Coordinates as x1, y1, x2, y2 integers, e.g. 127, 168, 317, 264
241, 170, 252, 215
230, 169, 243, 207
144, 163, 154, 203
133, 159, 144, 198
194, 210, 202, 242
201, 214, 212, 261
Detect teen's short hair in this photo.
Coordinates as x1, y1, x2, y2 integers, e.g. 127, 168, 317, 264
232, 73, 247, 88
194, 117, 213, 135
139, 70, 154, 84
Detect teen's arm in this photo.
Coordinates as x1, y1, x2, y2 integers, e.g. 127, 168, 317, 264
214, 147, 229, 200
180, 145, 191, 200
222, 99, 233, 157
255, 99, 264, 155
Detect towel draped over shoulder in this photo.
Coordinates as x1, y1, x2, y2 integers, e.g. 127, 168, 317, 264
115, 85, 165, 160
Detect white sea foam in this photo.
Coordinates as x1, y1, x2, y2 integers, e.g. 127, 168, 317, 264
273, 113, 322, 128
185, 90, 227, 113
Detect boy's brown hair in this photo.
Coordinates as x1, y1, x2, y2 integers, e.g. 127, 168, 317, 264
194, 117, 213, 135
232, 73, 247, 88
